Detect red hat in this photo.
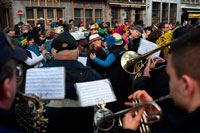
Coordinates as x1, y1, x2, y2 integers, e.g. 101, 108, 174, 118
79, 21, 83, 25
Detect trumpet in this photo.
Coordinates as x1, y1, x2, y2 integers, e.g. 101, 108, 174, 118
121, 43, 171, 74
94, 94, 171, 131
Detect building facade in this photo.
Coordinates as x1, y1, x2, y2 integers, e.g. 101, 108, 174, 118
146, 0, 181, 26
107, 0, 146, 26
0, 0, 13, 30
181, 0, 200, 25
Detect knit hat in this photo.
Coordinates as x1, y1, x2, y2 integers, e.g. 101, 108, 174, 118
130, 25, 144, 34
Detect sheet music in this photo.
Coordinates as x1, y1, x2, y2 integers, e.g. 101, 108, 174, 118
75, 79, 116, 107
78, 57, 87, 66
25, 67, 65, 99
138, 39, 161, 58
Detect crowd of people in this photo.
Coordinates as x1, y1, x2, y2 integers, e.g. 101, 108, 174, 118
1, 17, 200, 133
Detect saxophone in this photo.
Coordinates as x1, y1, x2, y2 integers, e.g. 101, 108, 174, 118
15, 91, 48, 133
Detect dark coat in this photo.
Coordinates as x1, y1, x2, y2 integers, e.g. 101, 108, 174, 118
44, 60, 101, 133
89, 47, 107, 77
106, 45, 132, 112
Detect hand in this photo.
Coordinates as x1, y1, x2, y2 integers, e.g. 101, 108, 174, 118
123, 109, 144, 131
124, 90, 153, 107
90, 53, 96, 60
143, 56, 154, 77
153, 57, 165, 64
42, 50, 48, 56
124, 44, 128, 50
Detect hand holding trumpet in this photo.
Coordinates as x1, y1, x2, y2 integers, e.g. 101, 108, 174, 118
123, 90, 158, 131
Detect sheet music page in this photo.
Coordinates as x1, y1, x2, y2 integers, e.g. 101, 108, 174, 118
78, 57, 87, 66
75, 79, 116, 107
138, 39, 161, 58
25, 67, 65, 99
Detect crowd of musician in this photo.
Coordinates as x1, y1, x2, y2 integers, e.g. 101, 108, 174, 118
1, 17, 200, 133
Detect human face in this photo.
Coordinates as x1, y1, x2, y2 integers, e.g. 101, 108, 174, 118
93, 39, 102, 48
131, 30, 141, 38
123, 30, 129, 37
163, 24, 169, 32
28, 39, 34, 45
91, 29, 98, 34
8, 30, 16, 37
145, 30, 151, 36
166, 55, 187, 109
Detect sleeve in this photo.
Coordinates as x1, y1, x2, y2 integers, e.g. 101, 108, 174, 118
93, 53, 116, 67
25, 51, 44, 66
123, 129, 137, 133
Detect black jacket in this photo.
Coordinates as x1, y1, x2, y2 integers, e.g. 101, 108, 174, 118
44, 60, 101, 133
89, 47, 107, 77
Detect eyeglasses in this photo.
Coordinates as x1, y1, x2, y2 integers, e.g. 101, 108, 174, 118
16, 66, 23, 77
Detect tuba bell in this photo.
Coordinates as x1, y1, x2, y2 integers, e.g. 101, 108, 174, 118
121, 43, 172, 74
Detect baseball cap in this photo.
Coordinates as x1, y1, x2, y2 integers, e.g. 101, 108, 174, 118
130, 25, 144, 34
52, 31, 78, 53
0, 31, 27, 67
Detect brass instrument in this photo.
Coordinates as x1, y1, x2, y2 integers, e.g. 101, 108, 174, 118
132, 99, 151, 133
121, 43, 171, 74
15, 91, 48, 132
94, 94, 171, 131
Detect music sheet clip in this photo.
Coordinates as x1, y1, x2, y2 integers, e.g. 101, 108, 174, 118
75, 79, 117, 107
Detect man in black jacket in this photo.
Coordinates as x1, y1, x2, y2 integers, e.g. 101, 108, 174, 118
44, 31, 101, 133
123, 29, 200, 133
0, 31, 27, 132
128, 25, 144, 52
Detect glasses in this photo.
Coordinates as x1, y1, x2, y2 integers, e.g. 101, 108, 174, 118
16, 66, 23, 77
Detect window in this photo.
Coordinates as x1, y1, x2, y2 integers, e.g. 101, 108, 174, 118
57, 9, 63, 19
26, 8, 64, 26
74, 8, 103, 27
47, 8, 53, 18
170, 4, 177, 24
85, 9, 93, 26
152, 2, 160, 24
111, 8, 120, 27
74, 8, 83, 26
95, 9, 103, 22
162, 3, 169, 23
124, 8, 131, 24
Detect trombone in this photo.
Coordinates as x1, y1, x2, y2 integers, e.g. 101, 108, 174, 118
94, 94, 171, 131
121, 43, 171, 74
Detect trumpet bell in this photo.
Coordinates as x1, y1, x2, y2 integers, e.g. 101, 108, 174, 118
121, 51, 143, 74
94, 107, 115, 131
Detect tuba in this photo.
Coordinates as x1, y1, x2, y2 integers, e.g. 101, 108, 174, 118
15, 91, 48, 132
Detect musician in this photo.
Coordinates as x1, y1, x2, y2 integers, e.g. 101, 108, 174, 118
123, 29, 200, 133
0, 31, 27, 132
44, 31, 101, 133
